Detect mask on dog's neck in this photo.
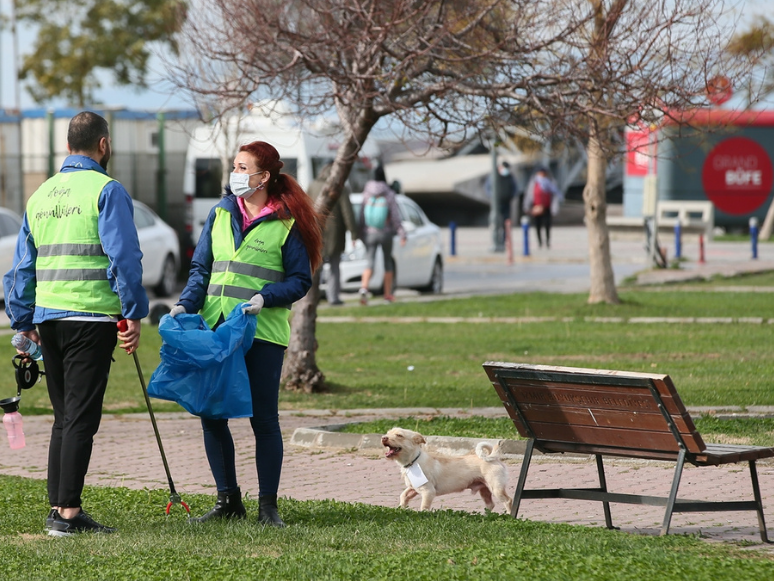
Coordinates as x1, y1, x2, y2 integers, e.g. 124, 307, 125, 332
403, 451, 421, 468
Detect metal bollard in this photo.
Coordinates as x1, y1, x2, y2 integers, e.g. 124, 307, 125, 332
521, 215, 530, 257
750, 217, 759, 260
698, 234, 706, 264
674, 221, 682, 259
504, 218, 513, 264
449, 221, 457, 256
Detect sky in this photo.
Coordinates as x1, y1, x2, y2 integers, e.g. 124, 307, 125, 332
0, 0, 771, 113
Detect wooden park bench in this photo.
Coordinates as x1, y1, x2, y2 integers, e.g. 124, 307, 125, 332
483, 361, 773, 541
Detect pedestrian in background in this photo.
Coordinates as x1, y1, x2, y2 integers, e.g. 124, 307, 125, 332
484, 160, 519, 249
170, 140, 322, 527
4, 111, 149, 536
358, 164, 406, 304
307, 163, 358, 305
523, 166, 563, 249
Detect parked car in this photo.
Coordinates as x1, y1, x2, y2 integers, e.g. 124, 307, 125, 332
0, 207, 23, 301
132, 200, 181, 297
321, 193, 444, 297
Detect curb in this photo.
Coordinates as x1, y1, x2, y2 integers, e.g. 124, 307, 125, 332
289, 405, 774, 458
289, 424, 530, 457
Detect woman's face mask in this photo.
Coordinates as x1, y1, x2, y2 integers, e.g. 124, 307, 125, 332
229, 171, 263, 198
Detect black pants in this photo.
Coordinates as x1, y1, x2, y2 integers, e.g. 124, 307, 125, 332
533, 212, 552, 247
38, 320, 117, 508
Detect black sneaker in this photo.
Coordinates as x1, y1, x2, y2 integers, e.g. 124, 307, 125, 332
48, 510, 116, 537
45, 509, 57, 530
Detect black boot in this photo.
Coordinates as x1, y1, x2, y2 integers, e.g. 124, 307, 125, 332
257, 495, 285, 528
190, 488, 247, 523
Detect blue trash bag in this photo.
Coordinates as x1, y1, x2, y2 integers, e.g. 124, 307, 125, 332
146, 303, 257, 419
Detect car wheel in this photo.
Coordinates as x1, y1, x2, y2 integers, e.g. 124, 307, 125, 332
154, 255, 177, 297
420, 258, 443, 294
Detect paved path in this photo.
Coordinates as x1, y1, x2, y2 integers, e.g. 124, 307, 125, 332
2, 409, 773, 547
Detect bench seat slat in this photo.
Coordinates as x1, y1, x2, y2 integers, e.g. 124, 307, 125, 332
517, 403, 696, 433
495, 379, 688, 417
528, 421, 704, 454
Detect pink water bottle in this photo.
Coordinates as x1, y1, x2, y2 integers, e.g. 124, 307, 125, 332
3, 410, 25, 449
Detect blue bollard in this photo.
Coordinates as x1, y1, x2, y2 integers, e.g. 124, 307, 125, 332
521, 215, 530, 257
674, 221, 682, 259
449, 221, 457, 256
750, 217, 759, 260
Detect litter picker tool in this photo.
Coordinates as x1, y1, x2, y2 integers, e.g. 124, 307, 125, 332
117, 319, 190, 515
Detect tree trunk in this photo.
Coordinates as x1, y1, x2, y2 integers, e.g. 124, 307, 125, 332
281, 269, 325, 393
584, 127, 620, 305
281, 107, 379, 392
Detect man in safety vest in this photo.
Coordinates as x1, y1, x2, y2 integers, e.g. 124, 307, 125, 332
3, 111, 149, 536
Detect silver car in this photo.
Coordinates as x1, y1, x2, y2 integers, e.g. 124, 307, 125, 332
132, 200, 181, 297
322, 193, 444, 297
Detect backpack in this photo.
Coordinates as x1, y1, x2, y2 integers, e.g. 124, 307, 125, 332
364, 194, 389, 229
533, 180, 552, 209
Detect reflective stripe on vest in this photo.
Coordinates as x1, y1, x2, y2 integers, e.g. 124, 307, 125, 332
200, 208, 294, 345
26, 170, 121, 314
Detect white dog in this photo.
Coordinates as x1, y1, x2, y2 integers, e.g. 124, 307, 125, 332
381, 427, 513, 513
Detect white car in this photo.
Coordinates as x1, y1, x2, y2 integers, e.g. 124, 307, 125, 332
322, 193, 444, 297
133, 200, 181, 297
0, 207, 23, 301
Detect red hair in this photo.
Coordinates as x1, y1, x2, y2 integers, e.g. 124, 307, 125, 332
239, 141, 323, 273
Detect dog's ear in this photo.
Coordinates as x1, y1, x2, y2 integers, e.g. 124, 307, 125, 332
413, 433, 426, 445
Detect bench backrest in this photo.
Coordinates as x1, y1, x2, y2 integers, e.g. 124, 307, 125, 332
484, 362, 705, 460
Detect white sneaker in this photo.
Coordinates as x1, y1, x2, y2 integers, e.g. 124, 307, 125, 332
359, 288, 368, 305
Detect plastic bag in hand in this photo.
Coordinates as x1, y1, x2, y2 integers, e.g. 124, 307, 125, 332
146, 303, 256, 419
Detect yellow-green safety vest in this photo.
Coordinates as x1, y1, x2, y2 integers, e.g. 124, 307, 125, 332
26, 170, 121, 315
201, 207, 295, 346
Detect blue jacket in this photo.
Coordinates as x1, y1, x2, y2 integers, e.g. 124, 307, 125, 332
3, 155, 149, 331
176, 192, 313, 314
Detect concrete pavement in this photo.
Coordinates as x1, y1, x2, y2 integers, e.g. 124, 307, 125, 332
2, 408, 773, 546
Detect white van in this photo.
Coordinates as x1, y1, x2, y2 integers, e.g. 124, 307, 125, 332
182, 101, 375, 251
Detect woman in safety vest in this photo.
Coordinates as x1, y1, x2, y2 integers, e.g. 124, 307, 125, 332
171, 141, 322, 527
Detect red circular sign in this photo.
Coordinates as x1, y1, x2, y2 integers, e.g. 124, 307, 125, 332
702, 137, 773, 215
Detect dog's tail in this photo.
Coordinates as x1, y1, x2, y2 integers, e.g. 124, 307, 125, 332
475, 441, 501, 461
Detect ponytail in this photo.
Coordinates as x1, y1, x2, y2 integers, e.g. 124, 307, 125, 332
269, 174, 323, 273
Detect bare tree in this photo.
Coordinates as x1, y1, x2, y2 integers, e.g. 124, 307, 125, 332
169, 0, 572, 391
728, 16, 774, 239
489, 0, 752, 303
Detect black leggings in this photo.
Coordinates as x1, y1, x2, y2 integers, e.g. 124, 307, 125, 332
200, 339, 285, 497
533, 212, 552, 247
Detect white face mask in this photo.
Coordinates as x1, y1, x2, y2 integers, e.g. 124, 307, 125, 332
229, 171, 262, 198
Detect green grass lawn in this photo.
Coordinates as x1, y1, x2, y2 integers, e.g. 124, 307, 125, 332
2, 475, 773, 581
5, 285, 774, 414
5, 278, 774, 579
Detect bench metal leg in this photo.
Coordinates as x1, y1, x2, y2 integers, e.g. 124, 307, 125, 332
511, 438, 535, 519
661, 448, 686, 536
748, 460, 770, 543
595, 454, 615, 529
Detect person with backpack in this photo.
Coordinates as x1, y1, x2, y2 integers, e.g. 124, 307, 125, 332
358, 164, 406, 304
523, 166, 563, 248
